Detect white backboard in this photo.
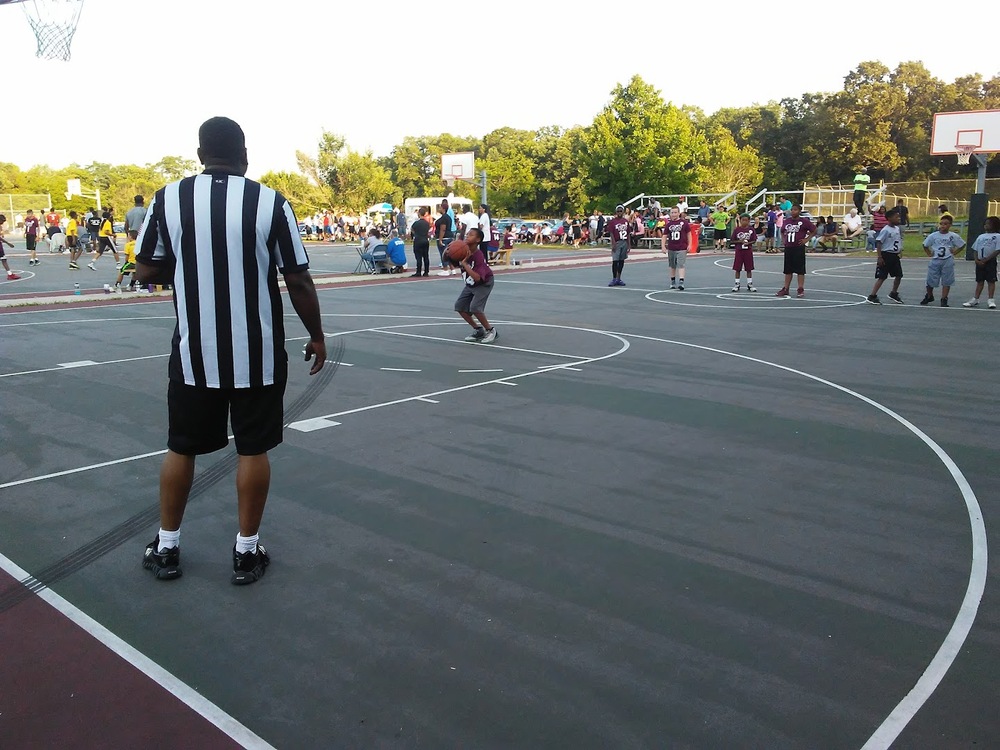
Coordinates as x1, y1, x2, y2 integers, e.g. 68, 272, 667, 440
66, 178, 82, 196
441, 152, 475, 181
930, 110, 1000, 155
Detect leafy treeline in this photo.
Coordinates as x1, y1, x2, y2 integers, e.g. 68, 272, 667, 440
3, 62, 997, 219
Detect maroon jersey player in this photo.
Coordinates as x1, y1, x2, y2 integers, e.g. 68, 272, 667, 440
605, 204, 631, 286
660, 207, 690, 290
731, 214, 758, 292
775, 205, 816, 298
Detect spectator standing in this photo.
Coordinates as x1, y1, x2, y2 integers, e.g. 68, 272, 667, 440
435, 199, 455, 275
125, 195, 147, 235
710, 205, 729, 250
596, 209, 606, 242
853, 167, 871, 213
895, 200, 910, 227
866, 207, 888, 252
409, 206, 432, 277
396, 209, 406, 238
135, 116, 326, 585
477, 203, 491, 243
589, 210, 599, 246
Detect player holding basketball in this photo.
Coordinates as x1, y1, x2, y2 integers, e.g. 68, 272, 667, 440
660, 207, 690, 290
775, 204, 815, 298
865, 207, 904, 305
452, 228, 497, 343
731, 214, 757, 292
605, 204, 630, 286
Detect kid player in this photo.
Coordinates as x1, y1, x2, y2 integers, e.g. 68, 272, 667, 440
66, 211, 82, 269
775, 205, 815, 298
24, 209, 41, 266
605, 204, 630, 286
731, 214, 757, 292
454, 228, 498, 343
963, 216, 1000, 309
660, 207, 690, 290
920, 214, 965, 307
0, 214, 20, 279
865, 207, 904, 304
114, 230, 139, 290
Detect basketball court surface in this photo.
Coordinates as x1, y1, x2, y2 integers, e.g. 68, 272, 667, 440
1, 250, 997, 749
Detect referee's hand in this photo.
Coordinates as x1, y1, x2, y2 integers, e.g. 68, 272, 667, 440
304, 339, 327, 375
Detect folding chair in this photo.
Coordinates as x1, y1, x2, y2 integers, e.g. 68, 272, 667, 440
354, 244, 372, 274
369, 244, 390, 274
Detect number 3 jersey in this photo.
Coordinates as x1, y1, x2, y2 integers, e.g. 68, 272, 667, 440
922, 231, 966, 260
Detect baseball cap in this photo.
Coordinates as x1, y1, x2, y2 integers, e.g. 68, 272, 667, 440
615, 204, 624, 211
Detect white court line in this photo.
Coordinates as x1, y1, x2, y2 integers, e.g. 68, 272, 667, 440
373, 328, 589, 360
380, 367, 422, 372
0, 315, 175, 328
537, 364, 583, 372
0, 551, 275, 750
502, 278, 662, 293
0, 449, 169, 490
416, 397, 439, 403
459, 369, 504, 373
610, 329, 987, 750
0, 353, 169, 379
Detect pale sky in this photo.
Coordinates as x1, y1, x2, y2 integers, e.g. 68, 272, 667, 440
4, 0, 999, 180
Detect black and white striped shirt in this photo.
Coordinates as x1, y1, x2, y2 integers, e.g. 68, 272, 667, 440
135, 171, 309, 389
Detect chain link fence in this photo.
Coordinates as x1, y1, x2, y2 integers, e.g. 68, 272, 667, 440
0, 194, 53, 231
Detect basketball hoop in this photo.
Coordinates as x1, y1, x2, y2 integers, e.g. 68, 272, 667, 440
445, 178, 455, 190
956, 145, 977, 166
20, 0, 86, 62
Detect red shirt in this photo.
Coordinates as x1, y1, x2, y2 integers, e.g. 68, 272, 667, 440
781, 218, 815, 248
732, 227, 757, 250
664, 219, 690, 251
45, 211, 61, 227
605, 217, 630, 243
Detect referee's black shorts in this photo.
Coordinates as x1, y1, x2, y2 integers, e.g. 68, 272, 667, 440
167, 380, 286, 456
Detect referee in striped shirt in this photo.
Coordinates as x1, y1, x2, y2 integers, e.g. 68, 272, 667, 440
136, 116, 326, 585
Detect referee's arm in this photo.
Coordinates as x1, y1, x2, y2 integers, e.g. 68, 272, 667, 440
285, 270, 326, 375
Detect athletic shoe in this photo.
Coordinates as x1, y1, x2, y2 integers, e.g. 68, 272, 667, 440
962, 299, 979, 308
142, 537, 182, 580
481, 327, 498, 344
7, 272, 21, 280
677, 283, 684, 291
732, 283, 740, 292
616, 279, 626, 287
608, 279, 617, 286
941, 298, 949, 307
775, 288, 789, 297
87, 262, 96, 271
464, 327, 486, 342
669, 283, 676, 290
989, 300, 997, 309
747, 284, 757, 292
436, 270, 450, 276
69, 262, 79, 269
888, 292, 904, 304
409, 273, 421, 277
796, 288, 805, 298
866, 294, 882, 305
232, 543, 270, 585
920, 294, 933, 305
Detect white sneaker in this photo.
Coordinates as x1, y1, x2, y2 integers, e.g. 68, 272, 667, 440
436, 269, 450, 276
989, 299, 997, 309
747, 284, 757, 292
732, 283, 740, 292
87, 262, 96, 271
481, 327, 498, 344
962, 299, 979, 307
464, 327, 485, 342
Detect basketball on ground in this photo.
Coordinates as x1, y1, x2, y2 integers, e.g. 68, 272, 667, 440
447, 240, 470, 262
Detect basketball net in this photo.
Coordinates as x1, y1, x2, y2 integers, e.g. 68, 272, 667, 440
445, 178, 455, 190
21, 0, 86, 62
956, 146, 976, 166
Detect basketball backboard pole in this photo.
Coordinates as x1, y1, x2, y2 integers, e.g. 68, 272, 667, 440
967, 154, 989, 259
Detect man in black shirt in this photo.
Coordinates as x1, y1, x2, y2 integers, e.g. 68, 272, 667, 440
409, 207, 432, 277
434, 200, 455, 276
85, 210, 102, 252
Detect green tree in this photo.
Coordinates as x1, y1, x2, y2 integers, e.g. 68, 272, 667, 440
258, 171, 328, 217
582, 75, 705, 206
699, 126, 763, 195
150, 156, 198, 183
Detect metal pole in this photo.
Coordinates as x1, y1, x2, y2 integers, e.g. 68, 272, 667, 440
96, 188, 102, 211
974, 154, 987, 194
480, 171, 487, 207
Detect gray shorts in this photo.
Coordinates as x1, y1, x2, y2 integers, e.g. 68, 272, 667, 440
612, 240, 629, 261
926, 257, 955, 287
455, 278, 494, 314
667, 249, 688, 269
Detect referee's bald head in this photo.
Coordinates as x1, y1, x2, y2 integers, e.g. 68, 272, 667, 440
198, 117, 247, 169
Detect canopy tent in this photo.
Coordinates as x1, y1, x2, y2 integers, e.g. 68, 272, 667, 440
367, 203, 394, 215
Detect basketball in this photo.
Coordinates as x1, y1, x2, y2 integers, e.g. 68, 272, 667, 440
446, 240, 470, 263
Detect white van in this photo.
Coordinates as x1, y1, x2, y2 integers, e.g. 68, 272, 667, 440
403, 193, 474, 232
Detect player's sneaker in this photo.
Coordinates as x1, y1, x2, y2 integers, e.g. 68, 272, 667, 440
796, 288, 805, 298
989, 299, 997, 309
608, 279, 617, 286
677, 283, 684, 291
747, 283, 757, 292
940, 298, 949, 307
7, 272, 21, 280
732, 282, 740, 292
962, 298, 979, 307
775, 288, 789, 297
142, 537, 182, 580
232, 543, 270, 585
888, 292, 904, 304
616, 279, 626, 287
669, 283, 676, 290
465, 327, 486, 342
920, 294, 934, 305
866, 294, 882, 304
68, 261, 79, 269
87, 262, 96, 271
481, 327, 498, 344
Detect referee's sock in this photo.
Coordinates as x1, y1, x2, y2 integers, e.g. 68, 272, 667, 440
157, 528, 180, 551
236, 533, 259, 554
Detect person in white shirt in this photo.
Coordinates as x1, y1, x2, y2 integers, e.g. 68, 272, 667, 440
478, 203, 491, 240
676, 196, 689, 216
841, 208, 864, 239
460, 209, 478, 239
